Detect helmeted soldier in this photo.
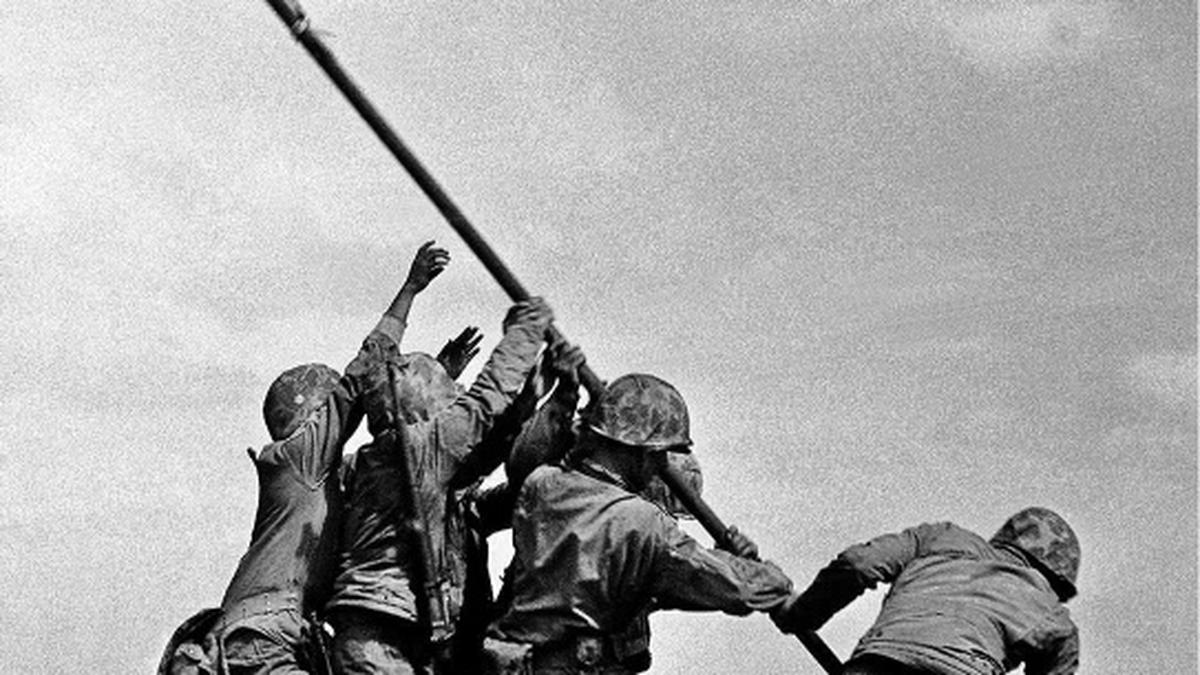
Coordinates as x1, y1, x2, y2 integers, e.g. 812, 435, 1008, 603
197, 241, 451, 675
486, 373, 794, 675
323, 299, 556, 675
773, 507, 1082, 675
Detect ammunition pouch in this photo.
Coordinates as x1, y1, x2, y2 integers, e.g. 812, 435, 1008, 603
157, 608, 221, 675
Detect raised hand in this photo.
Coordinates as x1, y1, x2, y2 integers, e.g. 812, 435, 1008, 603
545, 340, 585, 391
437, 326, 483, 380
525, 339, 586, 401
403, 240, 450, 294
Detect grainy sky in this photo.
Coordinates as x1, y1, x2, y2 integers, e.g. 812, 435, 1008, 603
0, 1, 1194, 673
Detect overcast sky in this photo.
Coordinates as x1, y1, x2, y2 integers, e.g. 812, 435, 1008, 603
0, 1, 1195, 673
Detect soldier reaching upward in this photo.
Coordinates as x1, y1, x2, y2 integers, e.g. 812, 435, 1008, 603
773, 507, 1082, 675
200, 241, 450, 674
324, 297, 556, 675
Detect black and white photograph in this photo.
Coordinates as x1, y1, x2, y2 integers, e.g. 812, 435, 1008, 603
1, 2, 1195, 673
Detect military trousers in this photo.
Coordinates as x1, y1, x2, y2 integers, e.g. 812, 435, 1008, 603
328, 608, 448, 675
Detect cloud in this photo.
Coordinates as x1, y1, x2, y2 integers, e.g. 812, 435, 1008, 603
936, 1, 1116, 73
1126, 351, 1197, 412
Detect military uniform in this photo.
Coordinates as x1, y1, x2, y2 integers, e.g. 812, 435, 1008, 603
324, 308, 551, 674
488, 461, 794, 674
205, 315, 405, 675
781, 518, 1080, 675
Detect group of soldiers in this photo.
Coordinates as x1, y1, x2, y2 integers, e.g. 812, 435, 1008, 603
161, 242, 1082, 675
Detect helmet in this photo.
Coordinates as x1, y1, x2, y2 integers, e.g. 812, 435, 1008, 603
640, 450, 703, 518
362, 352, 463, 435
391, 352, 463, 423
263, 363, 341, 440
583, 373, 692, 450
991, 507, 1080, 598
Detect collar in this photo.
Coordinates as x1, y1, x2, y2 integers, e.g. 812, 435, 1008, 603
574, 459, 632, 492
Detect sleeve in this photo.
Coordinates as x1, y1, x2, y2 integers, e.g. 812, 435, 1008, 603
1019, 615, 1080, 675
786, 523, 932, 631
466, 482, 519, 537
449, 364, 543, 491
503, 393, 579, 490
285, 314, 407, 486
426, 317, 547, 483
647, 511, 793, 615
340, 314, 408, 416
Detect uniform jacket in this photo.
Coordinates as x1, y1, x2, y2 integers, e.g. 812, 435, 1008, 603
216, 315, 404, 622
325, 316, 546, 626
808, 521, 1079, 675
489, 463, 793, 663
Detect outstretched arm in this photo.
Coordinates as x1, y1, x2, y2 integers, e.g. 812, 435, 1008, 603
774, 524, 929, 634
430, 298, 555, 480
384, 240, 449, 324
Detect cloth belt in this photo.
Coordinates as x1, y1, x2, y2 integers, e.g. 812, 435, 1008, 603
213, 593, 303, 635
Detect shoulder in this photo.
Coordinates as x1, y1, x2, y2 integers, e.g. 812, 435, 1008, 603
522, 466, 657, 514
524, 463, 567, 489
908, 521, 992, 554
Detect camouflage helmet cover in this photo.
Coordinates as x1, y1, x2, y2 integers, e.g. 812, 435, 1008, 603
991, 506, 1081, 595
263, 363, 341, 440
391, 352, 463, 423
584, 373, 692, 450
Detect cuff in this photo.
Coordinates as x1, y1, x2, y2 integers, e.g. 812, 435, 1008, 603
373, 314, 407, 346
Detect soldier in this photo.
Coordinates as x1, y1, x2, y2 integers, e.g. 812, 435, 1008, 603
486, 373, 794, 675
444, 339, 588, 673
772, 507, 1081, 675
199, 241, 450, 675
323, 298, 557, 675
493, 366, 711, 672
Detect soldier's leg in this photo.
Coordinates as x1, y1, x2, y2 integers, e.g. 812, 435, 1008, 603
329, 608, 430, 675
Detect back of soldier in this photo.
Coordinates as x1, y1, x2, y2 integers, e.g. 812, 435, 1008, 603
859, 523, 1063, 673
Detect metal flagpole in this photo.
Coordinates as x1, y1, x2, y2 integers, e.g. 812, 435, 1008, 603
260, 3, 841, 670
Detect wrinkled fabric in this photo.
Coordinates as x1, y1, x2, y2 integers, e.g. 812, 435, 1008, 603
209, 608, 309, 675
328, 608, 435, 675
805, 522, 1079, 675
504, 389, 580, 489
325, 318, 547, 627
208, 316, 404, 673
489, 464, 793, 658
159, 608, 222, 675
842, 654, 936, 675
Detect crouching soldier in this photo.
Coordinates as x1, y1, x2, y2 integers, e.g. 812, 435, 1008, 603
323, 298, 556, 675
772, 507, 1082, 675
183, 241, 450, 675
486, 373, 794, 675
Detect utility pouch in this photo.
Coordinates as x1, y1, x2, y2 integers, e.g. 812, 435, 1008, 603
482, 637, 533, 675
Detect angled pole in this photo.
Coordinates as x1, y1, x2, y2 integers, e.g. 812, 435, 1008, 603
260, 3, 841, 671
